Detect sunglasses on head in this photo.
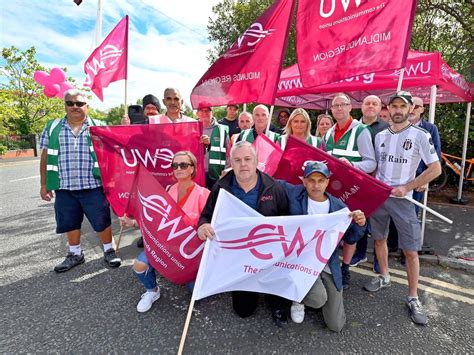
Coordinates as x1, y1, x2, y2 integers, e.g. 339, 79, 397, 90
171, 162, 193, 170
66, 101, 87, 107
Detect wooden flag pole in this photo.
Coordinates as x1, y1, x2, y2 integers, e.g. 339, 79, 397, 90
115, 225, 124, 252
177, 298, 196, 355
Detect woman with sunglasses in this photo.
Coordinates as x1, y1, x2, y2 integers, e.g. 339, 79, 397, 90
277, 108, 319, 150
128, 151, 210, 313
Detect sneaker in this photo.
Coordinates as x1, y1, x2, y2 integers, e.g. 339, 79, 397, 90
136, 237, 144, 248
54, 252, 85, 273
373, 257, 381, 274
350, 255, 368, 267
341, 263, 351, 289
406, 298, 428, 325
290, 302, 305, 323
104, 248, 121, 268
271, 309, 288, 328
364, 275, 391, 292
137, 289, 161, 313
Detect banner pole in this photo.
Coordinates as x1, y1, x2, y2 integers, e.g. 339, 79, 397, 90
177, 298, 196, 355
456, 101, 472, 201
124, 78, 128, 113
243, 103, 247, 113
115, 225, 124, 252
266, 105, 274, 134
396, 68, 405, 91
398, 195, 453, 224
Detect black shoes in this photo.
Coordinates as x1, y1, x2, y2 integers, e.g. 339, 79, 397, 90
104, 248, 121, 268
136, 237, 144, 248
54, 252, 85, 273
272, 309, 288, 328
341, 263, 351, 290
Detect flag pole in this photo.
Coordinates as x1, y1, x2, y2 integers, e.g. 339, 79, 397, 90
177, 298, 196, 355
266, 105, 274, 134
124, 15, 129, 113
95, 0, 103, 47
396, 68, 405, 91
398, 195, 452, 224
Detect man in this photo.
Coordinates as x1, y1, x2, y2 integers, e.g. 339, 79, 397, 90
39, 89, 121, 272
279, 161, 367, 332
121, 93, 161, 125
350, 95, 389, 267
322, 93, 376, 289
196, 104, 230, 189
364, 91, 441, 326
197, 141, 291, 328
149, 87, 195, 124
230, 112, 254, 146
218, 104, 240, 137
379, 106, 390, 123
276, 108, 290, 134
238, 104, 280, 143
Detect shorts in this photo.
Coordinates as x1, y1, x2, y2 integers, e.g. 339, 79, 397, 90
370, 197, 421, 251
55, 187, 111, 234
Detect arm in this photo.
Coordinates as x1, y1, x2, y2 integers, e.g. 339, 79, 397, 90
39, 149, 54, 201
197, 185, 220, 240
352, 129, 376, 174
392, 161, 441, 197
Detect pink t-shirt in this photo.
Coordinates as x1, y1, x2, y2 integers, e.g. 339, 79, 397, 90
148, 114, 196, 124
167, 183, 210, 227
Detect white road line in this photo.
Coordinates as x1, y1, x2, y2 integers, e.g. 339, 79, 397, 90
9, 175, 40, 182
357, 262, 474, 296
352, 267, 474, 305
70, 268, 108, 283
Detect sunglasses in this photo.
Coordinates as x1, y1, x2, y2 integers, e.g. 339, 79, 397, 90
66, 101, 87, 107
171, 162, 193, 170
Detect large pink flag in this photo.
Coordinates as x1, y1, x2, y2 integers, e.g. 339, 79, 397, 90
190, 0, 295, 108
127, 166, 203, 284
296, 0, 416, 87
254, 134, 283, 176
84, 16, 128, 101
90, 122, 204, 217
273, 136, 391, 217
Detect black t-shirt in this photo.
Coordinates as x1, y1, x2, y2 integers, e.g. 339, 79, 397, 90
218, 117, 241, 137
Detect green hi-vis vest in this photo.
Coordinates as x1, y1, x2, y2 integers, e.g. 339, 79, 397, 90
239, 128, 279, 143
323, 122, 367, 163
278, 134, 319, 150
45, 117, 105, 191
208, 124, 229, 180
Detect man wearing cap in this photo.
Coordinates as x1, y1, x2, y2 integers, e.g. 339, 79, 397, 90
121, 93, 161, 125
322, 93, 376, 289
218, 104, 241, 137
364, 91, 441, 326
198, 141, 291, 328
237, 104, 280, 143
278, 161, 367, 332
196, 104, 230, 189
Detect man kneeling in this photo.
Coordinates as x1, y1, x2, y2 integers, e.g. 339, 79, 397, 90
279, 161, 367, 332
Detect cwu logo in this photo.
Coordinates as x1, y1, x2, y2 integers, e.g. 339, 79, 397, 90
237, 22, 275, 48
84, 44, 124, 86
320, 0, 363, 19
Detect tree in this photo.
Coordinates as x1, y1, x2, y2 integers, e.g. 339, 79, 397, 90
0, 46, 68, 135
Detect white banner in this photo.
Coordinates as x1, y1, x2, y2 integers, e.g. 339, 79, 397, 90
192, 190, 351, 302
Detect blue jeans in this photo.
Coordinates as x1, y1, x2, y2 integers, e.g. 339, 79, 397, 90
134, 251, 157, 291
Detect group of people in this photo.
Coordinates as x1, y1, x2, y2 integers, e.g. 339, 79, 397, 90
39, 87, 441, 332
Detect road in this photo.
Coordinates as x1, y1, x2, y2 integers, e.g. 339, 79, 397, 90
1, 159, 473, 353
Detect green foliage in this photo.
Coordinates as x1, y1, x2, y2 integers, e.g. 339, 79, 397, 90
0, 46, 71, 135
105, 104, 126, 125
0, 144, 7, 155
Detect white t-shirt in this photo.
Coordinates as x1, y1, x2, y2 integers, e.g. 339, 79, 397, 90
307, 198, 332, 274
375, 124, 439, 196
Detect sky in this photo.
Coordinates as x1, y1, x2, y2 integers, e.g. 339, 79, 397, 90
0, 0, 221, 111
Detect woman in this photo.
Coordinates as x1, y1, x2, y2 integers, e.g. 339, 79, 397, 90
316, 114, 334, 140
126, 151, 210, 313
277, 108, 318, 150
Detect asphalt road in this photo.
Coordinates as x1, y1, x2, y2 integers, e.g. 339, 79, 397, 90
1, 159, 473, 353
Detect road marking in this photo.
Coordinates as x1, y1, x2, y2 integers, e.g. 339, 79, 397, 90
358, 262, 474, 296
70, 268, 108, 283
0, 160, 39, 168
9, 175, 40, 182
352, 267, 474, 305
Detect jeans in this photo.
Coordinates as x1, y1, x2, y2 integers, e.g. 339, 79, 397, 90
134, 251, 157, 291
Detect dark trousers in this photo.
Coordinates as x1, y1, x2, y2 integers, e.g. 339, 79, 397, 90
232, 291, 291, 318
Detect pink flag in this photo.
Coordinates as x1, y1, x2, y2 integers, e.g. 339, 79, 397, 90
84, 16, 128, 101
273, 136, 391, 217
253, 134, 283, 176
296, 0, 416, 87
90, 122, 204, 217
190, 0, 295, 108
127, 166, 203, 284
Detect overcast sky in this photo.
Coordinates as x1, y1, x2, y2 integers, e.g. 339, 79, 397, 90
0, 0, 221, 110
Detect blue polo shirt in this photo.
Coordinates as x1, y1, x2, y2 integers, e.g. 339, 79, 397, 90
231, 174, 261, 210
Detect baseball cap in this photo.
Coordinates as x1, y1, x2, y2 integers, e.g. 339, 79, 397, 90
197, 101, 212, 111
303, 161, 331, 178
389, 91, 413, 105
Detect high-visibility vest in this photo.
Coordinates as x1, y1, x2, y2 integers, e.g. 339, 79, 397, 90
208, 124, 229, 179
278, 134, 319, 150
323, 122, 367, 162
239, 128, 279, 143
45, 117, 104, 190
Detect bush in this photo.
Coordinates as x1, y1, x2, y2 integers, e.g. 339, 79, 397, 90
0, 144, 7, 155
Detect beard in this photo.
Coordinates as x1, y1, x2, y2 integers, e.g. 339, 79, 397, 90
390, 112, 409, 124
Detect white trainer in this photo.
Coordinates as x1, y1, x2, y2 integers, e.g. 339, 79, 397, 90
290, 302, 305, 323
137, 289, 161, 313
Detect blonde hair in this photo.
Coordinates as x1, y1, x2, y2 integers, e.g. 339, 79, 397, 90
283, 108, 311, 137
172, 151, 197, 178
316, 114, 334, 137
